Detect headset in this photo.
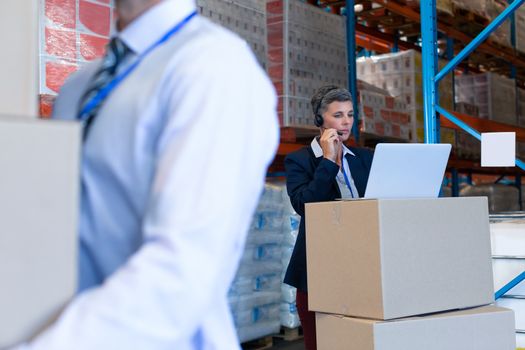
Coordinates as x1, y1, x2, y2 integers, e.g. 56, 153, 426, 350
313, 85, 340, 127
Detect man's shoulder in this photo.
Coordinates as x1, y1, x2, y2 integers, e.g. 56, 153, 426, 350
186, 16, 255, 59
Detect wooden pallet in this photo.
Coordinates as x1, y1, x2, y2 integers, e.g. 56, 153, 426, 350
274, 326, 304, 342
453, 6, 490, 27
241, 335, 273, 350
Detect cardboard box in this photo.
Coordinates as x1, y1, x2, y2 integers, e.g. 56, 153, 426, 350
306, 197, 494, 320
0, 117, 80, 347
316, 306, 516, 350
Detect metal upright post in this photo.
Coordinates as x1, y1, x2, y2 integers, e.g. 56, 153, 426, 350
446, 37, 455, 111
392, 30, 399, 53
420, 0, 439, 143
346, 0, 360, 142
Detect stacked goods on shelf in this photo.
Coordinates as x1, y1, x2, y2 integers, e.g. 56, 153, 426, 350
517, 5, 525, 54
357, 80, 411, 141
451, 0, 512, 48
280, 188, 301, 329
454, 102, 481, 159
490, 214, 525, 347
515, 88, 524, 161
460, 184, 520, 213
266, 0, 347, 126
519, 88, 525, 127
229, 182, 284, 342
485, 0, 512, 48
196, 0, 267, 69
307, 198, 516, 349
451, 0, 490, 17
404, 0, 453, 15
356, 50, 454, 143
39, 0, 115, 116
455, 72, 517, 125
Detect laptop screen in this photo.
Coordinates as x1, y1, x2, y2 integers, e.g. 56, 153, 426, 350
364, 143, 452, 199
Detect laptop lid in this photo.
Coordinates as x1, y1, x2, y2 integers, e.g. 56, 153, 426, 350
364, 143, 452, 199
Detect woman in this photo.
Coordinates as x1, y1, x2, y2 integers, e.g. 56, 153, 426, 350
283, 86, 374, 350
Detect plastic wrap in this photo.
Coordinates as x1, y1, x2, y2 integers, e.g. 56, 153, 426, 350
357, 80, 411, 141
236, 320, 281, 343
39, 0, 115, 117
451, 0, 491, 18
229, 182, 289, 341
279, 302, 301, 328
267, 0, 347, 126
40, 0, 114, 98
281, 284, 297, 304
229, 291, 281, 342
516, 5, 525, 54
356, 50, 454, 142
485, 0, 512, 48
455, 73, 517, 125
196, 0, 266, 69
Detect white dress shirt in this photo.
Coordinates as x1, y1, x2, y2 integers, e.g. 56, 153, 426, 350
310, 137, 359, 198
13, 0, 279, 349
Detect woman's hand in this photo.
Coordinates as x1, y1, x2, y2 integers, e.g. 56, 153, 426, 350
320, 128, 342, 166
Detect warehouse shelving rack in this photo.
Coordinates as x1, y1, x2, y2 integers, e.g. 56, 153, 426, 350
275, 0, 525, 299
418, 0, 525, 299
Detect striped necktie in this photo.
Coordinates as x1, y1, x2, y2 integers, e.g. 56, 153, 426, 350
77, 37, 131, 137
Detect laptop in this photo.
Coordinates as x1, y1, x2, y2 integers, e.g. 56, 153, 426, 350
364, 143, 452, 199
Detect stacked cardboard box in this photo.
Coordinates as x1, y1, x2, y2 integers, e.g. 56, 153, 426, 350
460, 184, 520, 213
279, 187, 301, 329
491, 215, 525, 346
229, 182, 284, 342
455, 72, 517, 125
39, 0, 115, 116
451, 0, 491, 17
453, 102, 481, 159
266, 0, 347, 126
197, 0, 267, 69
305, 197, 516, 349
451, 0, 511, 48
358, 81, 411, 141
518, 88, 525, 127
516, 5, 525, 54
356, 50, 454, 142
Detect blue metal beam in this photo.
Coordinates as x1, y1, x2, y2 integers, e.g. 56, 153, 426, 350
421, 0, 439, 143
496, 271, 525, 300
392, 30, 399, 53
436, 106, 525, 171
435, 106, 481, 140
446, 37, 455, 111
436, 0, 525, 83
346, 0, 359, 142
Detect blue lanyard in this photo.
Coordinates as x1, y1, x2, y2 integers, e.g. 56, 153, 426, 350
79, 10, 198, 120
341, 155, 356, 198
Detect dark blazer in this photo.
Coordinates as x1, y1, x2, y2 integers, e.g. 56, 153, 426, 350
283, 144, 374, 293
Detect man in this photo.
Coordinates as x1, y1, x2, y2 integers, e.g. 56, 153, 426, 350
10, 0, 279, 349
